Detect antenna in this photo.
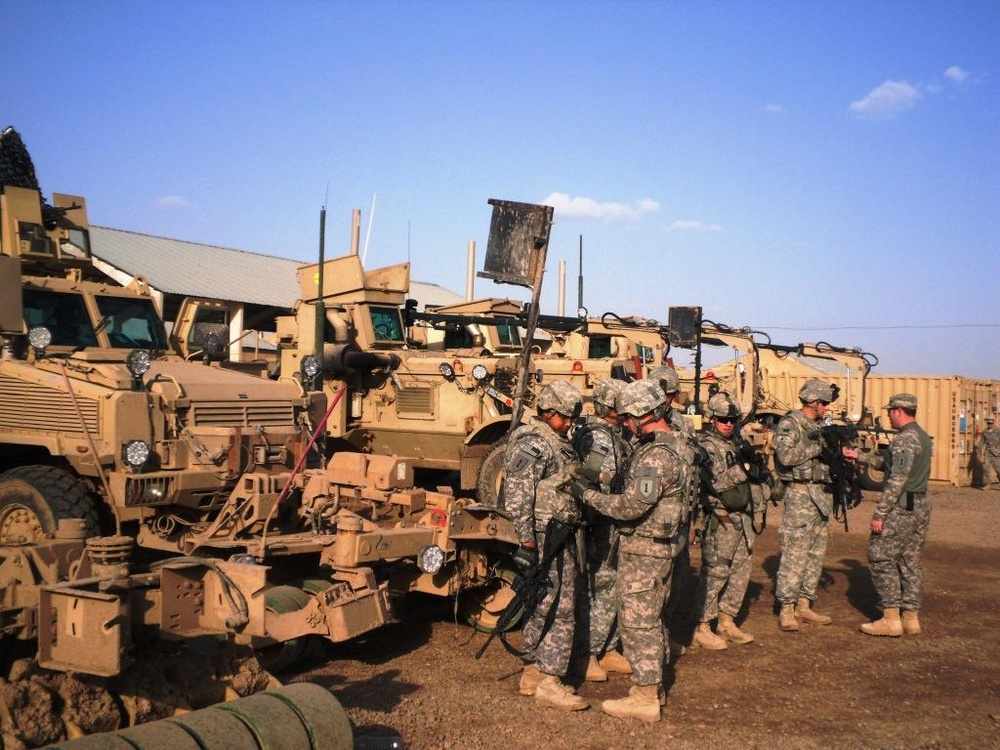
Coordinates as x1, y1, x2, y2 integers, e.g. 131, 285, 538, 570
362, 192, 377, 264
577, 235, 584, 313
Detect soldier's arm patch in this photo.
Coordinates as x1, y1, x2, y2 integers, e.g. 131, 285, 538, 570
509, 443, 544, 475
634, 465, 660, 503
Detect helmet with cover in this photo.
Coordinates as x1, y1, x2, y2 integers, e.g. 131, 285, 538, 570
646, 365, 680, 395
617, 379, 667, 419
536, 380, 583, 419
592, 379, 627, 418
706, 392, 741, 420
798, 378, 836, 404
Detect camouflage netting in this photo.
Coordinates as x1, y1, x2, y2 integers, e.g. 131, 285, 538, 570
0, 127, 41, 192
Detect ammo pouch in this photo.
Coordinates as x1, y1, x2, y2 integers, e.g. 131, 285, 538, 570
789, 461, 831, 484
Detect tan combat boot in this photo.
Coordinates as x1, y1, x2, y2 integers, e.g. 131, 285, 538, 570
692, 621, 728, 650
576, 654, 608, 682
795, 597, 832, 626
778, 603, 800, 632
861, 607, 903, 637
597, 650, 632, 674
901, 610, 922, 636
534, 674, 589, 711
601, 684, 662, 723
717, 612, 755, 645
518, 664, 541, 696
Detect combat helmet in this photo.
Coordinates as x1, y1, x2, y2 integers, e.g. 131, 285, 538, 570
617, 380, 667, 419
536, 380, 583, 419
646, 365, 680, 395
706, 392, 741, 420
798, 378, 836, 404
592, 379, 627, 418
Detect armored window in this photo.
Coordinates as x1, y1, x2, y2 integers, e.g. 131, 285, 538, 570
370, 306, 405, 343
95, 295, 168, 350
588, 336, 613, 359
496, 322, 522, 347
22, 288, 98, 348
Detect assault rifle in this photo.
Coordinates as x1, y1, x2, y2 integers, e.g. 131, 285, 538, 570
474, 517, 575, 659
820, 423, 864, 531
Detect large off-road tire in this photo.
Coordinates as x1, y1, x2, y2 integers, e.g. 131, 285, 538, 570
0, 465, 99, 543
858, 448, 890, 492
475, 440, 508, 507
257, 585, 313, 673
457, 565, 523, 633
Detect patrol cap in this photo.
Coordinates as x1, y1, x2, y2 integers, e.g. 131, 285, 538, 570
592, 379, 626, 416
798, 378, 836, 404
706, 392, 741, 420
536, 380, 583, 418
617, 379, 667, 418
884, 393, 917, 411
646, 365, 680, 394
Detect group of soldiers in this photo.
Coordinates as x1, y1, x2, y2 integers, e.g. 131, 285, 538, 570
498, 370, 934, 723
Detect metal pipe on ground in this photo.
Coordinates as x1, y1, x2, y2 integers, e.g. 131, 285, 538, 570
39, 683, 352, 750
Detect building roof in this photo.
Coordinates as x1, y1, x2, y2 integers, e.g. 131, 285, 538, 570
89, 225, 464, 310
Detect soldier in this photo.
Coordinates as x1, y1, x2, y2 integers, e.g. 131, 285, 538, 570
981, 416, 1000, 487
772, 378, 852, 631
647, 365, 693, 435
856, 394, 933, 637
571, 378, 632, 682
570, 380, 688, 723
502, 380, 588, 711
692, 393, 757, 650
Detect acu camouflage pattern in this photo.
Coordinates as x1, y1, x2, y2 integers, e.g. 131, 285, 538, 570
582, 430, 687, 687
773, 409, 834, 606
981, 423, 1000, 483
502, 416, 582, 677
695, 430, 755, 622
867, 421, 933, 611
571, 416, 630, 657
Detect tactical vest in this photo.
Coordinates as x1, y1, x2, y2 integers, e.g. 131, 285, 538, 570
508, 420, 580, 525
700, 431, 752, 512
900, 422, 933, 494
571, 415, 628, 492
774, 410, 832, 485
618, 430, 689, 541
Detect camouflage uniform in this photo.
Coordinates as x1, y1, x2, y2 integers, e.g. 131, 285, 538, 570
503, 416, 581, 678
981, 421, 1000, 485
572, 415, 630, 659
696, 429, 755, 623
773, 408, 833, 607
867, 417, 932, 612
582, 432, 686, 688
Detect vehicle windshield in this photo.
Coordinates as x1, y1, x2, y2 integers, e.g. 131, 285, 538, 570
496, 321, 522, 348
94, 295, 168, 350
23, 289, 99, 348
370, 306, 405, 343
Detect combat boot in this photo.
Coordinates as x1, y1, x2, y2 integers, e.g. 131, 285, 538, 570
573, 654, 607, 682
534, 675, 589, 711
601, 684, 661, 723
518, 664, 541, 696
861, 608, 903, 637
778, 603, 800, 632
717, 613, 754, 645
692, 622, 728, 651
901, 610, 922, 636
597, 650, 632, 674
795, 597, 832, 626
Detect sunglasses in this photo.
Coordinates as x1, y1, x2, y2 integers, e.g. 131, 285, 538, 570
716, 417, 737, 424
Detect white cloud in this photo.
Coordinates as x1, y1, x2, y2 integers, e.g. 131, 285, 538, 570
669, 220, 723, 233
765, 103, 785, 113
154, 195, 193, 209
944, 65, 969, 84
849, 80, 922, 119
541, 192, 659, 222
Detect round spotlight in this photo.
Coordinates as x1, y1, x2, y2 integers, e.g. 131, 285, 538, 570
123, 440, 150, 468
126, 349, 151, 378
28, 326, 52, 351
471, 364, 489, 383
438, 362, 455, 381
417, 545, 446, 574
300, 354, 320, 379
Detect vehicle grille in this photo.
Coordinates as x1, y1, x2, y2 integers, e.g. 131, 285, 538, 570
396, 387, 433, 415
187, 401, 296, 427
0, 375, 100, 433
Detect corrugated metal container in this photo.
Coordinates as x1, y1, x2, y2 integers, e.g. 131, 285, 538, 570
759, 365, 1000, 485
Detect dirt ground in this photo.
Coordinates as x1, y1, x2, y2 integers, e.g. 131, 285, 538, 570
291, 484, 1000, 750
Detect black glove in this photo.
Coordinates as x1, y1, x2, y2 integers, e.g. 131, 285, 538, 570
512, 544, 538, 572
578, 463, 602, 485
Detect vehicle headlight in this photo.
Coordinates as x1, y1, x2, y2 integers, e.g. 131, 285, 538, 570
472, 364, 489, 383
126, 349, 151, 378
123, 440, 150, 468
417, 545, 446, 574
438, 362, 456, 381
300, 354, 320, 379
28, 326, 52, 351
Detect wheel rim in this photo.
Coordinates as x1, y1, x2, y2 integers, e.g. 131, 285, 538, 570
0, 503, 46, 544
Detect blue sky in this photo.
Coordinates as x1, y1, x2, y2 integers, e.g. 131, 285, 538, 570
7, 1, 998, 377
